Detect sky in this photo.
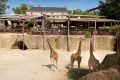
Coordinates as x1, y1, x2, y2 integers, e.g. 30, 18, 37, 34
7, 0, 100, 14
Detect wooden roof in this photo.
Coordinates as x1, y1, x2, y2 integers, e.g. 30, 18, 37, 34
0, 14, 42, 21
27, 7, 67, 12
70, 18, 118, 22
0, 14, 118, 22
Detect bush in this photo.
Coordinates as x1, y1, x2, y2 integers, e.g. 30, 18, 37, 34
27, 21, 34, 27
84, 31, 91, 38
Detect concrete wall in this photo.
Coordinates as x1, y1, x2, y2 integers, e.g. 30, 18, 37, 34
0, 33, 115, 51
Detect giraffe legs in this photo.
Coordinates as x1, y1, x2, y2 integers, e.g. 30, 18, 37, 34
54, 59, 58, 69
78, 57, 82, 68
89, 65, 91, 73
88, 62, 92, 73
50, 58, 53, 70
71, 59, 75, 68
78, 60, 81, 68
70, 54, 74, 68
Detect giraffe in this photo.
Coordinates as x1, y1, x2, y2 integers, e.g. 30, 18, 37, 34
88, 37, 100, 72
47, 38, 58, 68
70, 37, 83, 68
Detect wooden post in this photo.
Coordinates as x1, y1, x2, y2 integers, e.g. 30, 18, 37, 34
33, 20, 36, 29
110, 22, 112, 27
2, 20, 5, 32
118, 21, 119, 31
95, 20, 97, 33
88, 21, 89, 29
22, 20, 25, 50
42, 19, 45, 50
104, 21, 105, 27
67, 15, 70, 52
116, 31, 120, 64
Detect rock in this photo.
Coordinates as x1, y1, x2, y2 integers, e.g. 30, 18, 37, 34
100, 53, 117, 69
79, 68, 120, 80
110, 65, 120, 72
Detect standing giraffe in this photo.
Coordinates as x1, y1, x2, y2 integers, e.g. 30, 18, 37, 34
70, 37, 83, 68
47, 38, 58, 67
88, 37, 100, 72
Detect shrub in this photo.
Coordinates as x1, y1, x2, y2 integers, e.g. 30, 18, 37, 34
84, 31, 91, 38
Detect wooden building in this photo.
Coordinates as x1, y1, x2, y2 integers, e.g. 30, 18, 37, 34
26, 7, 67, 17
0, 14, 119, 35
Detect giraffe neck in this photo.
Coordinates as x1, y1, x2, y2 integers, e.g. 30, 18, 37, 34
47, 39, 55, 52
76, 39, 82, 56
90, 52, 95, 58
90, 38, 95, 58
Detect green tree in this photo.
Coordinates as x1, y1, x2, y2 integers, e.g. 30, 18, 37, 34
12, 4, 30, 14
68, 9, 99, 15
99, 0, 120, 20
0, 0, 8, 14
68, 10, 73, 14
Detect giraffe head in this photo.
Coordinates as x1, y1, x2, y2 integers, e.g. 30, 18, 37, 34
47, 38, 50, 42
80, 36, 84, 41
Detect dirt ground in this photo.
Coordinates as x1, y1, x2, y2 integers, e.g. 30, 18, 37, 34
0, 49, 114, 80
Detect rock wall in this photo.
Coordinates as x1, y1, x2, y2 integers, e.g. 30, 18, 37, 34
0, 33, 115, 51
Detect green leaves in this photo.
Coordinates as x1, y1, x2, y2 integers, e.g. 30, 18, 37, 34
99, 0, 120, 20
0, 0, 8, 14
68, 9, 99, 15
12, 3, 30, 14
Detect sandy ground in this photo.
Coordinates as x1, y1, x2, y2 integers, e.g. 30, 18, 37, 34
0, 49, 115, 80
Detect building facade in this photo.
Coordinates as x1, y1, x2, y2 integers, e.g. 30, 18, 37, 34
26, 7, 68, 16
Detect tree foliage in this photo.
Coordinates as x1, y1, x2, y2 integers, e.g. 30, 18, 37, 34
99, 0, 120, 20
12, 4, 30, 14
68, 9, 99, 15
0, 0, 8, 14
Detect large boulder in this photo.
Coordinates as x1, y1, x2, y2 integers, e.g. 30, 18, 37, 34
100, 53, 117, 69
79, 65, 120, 80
